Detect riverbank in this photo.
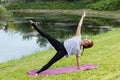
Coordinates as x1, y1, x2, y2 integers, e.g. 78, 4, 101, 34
0, 28, 120, 80
10, 9, 120, 20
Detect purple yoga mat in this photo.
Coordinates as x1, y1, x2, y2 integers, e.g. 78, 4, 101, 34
27, 64, 98, 76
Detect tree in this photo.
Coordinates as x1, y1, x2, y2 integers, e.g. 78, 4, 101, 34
26, 0, 37, 3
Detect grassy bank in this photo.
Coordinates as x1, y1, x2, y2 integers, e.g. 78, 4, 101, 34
10, 9, 120, 20
0, 28, 120, 80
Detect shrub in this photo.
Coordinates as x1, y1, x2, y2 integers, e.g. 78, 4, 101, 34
0, 5, 8, 19
88, 0, 120, 11
6, 2, 90, 10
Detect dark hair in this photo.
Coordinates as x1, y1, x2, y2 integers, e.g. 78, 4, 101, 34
81, 40, 93, 56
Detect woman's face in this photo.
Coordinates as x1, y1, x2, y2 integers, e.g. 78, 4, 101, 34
83, 39, 92, 48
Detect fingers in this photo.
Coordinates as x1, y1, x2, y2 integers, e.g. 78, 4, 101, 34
84, 10, 86, 14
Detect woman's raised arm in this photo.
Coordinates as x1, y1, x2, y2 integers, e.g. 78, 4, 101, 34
76, 11, 86, 36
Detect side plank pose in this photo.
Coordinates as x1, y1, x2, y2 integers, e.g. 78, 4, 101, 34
29, 11, 93, 76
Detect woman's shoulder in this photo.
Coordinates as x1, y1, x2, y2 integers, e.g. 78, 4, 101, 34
73, 35, 81, 39
64, 35, 81, 42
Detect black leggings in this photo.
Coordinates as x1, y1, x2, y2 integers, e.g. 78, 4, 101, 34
31, 23, 67, 74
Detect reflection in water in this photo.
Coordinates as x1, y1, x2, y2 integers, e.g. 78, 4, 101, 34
0, 20, 76, 63
0, 17, 119, 63
0, 30, 51, 63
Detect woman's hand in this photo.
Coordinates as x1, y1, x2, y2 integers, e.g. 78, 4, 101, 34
82, 11, 86, 18
75, 11, 86, 36
76, 55, 81, 70
78, 67, 81, 70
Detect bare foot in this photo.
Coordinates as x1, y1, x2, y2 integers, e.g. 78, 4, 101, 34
35, 73, 39, 76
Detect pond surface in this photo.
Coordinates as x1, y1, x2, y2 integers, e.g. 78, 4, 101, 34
0, 14, 119, 63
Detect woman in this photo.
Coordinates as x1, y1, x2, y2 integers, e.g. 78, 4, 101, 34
29, 11, 93, 76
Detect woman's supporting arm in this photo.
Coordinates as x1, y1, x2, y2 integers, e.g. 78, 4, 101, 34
76, 55, 80, 70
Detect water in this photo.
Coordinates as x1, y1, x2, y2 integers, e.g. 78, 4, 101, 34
0, 16, 119, 63
0, 28, 51, 63
0, 20, 75, 63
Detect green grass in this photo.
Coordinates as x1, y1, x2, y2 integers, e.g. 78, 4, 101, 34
0, 28, 120, 80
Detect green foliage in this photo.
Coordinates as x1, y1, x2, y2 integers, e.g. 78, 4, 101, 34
88, 0, 120, 11
0, 5, 8, 19
5, 0, 120, 11
66, 0, 79, 2
6, 2, 90, 10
